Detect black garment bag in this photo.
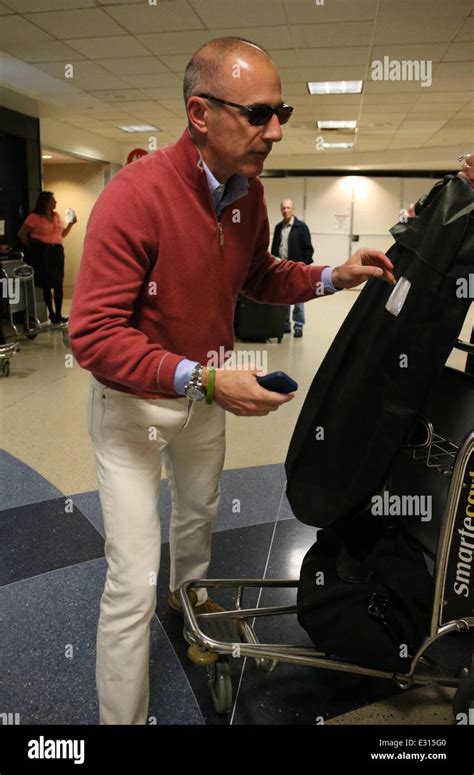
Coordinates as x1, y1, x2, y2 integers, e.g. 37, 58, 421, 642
285, 176, 474, 528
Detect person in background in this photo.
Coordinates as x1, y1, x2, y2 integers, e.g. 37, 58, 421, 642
17, 191, 77, 324
271, 199, 314, 337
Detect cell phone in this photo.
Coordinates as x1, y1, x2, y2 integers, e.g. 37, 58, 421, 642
256, 371, 298, 393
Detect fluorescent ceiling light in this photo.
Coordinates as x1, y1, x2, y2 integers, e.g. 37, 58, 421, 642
317, 120, 357, 129
42, 154, 52, 159
118, 125, 160, 133
308, 80, 363, 95
322, 142, 354, 149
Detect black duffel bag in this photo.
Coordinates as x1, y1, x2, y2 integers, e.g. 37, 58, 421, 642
297, 512, 433, 673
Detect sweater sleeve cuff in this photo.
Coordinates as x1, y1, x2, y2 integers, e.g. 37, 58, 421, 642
156, 353, 188, 395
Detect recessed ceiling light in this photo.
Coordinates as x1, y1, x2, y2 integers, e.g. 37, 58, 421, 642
322, 142, 354, 149
118, 125, 160, 133
42, 154, 52, 159
308, 81, 363, 95
317, 120, 357, 129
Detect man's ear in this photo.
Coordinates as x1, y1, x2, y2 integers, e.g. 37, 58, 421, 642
187, 97, 209, 138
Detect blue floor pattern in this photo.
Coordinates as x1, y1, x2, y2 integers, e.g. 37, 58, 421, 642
0, 449, 468, 725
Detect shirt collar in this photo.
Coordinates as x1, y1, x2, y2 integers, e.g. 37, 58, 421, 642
199, 157, 249, 211
283, 216, 295, 228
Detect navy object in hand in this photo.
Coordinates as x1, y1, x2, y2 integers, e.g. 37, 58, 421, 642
257, 371, 298, 393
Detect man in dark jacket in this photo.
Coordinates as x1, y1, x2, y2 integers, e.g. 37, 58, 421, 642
271, 199, 314, 337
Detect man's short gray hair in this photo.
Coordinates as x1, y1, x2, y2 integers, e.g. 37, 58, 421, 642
183, 36, 272, 108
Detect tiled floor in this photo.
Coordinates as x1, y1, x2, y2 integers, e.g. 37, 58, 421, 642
1, 293, 472, 725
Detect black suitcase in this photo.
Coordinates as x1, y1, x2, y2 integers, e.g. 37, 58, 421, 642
234, 293, 286, 343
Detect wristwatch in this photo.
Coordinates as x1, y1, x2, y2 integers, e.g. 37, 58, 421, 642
184, 363, 206, 401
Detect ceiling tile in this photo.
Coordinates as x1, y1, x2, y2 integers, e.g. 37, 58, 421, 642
268, 49, 300, 69
155, 53, 190, 73
455, 16, 474, 41
210, 26, 291, 49
442, 42, 474, 61
121, 72, 182, 88
136, 30, 212, 55
189, 0, 286, 27
378, 0, 473, 22
297, 46, 370, 67
35, 60, 129, 89
7, 39, 86, 63
282, 65, 366, 83
105, 1, 205, 33
362, 93, 419, 104
6, 0, 95, 9
370, 43, 447, 62
139, 86, 184, 99
0, 15, 52, 47
292, 22, 375, 48
414, 90, 474, 103
96, 57, 170, 75
373, 19, 461, 44
67, 35, 151, 58
81, 88, 146, 101
283, 0, 377, 24
23, 8, 125, 38
106, 100, 163, 112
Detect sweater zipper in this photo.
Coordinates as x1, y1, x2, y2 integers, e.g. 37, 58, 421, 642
218, 221, 224, 247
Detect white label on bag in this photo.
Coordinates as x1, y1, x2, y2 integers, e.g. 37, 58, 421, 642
385, 276, 411, 317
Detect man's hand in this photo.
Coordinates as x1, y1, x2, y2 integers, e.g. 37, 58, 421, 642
331, 249, 396, 290
459, 154, 474, 189
203, 366, 294, 416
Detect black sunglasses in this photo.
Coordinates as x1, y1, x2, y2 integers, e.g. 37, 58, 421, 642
198, 94, 293, 126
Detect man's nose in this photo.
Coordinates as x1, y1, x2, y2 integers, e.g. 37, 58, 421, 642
262, 113, 283, 142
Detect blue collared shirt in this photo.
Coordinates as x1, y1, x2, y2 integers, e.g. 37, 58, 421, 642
173, 159, 337, 395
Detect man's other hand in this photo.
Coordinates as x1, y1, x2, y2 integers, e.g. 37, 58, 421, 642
331, 249, 396, 290
459, 154, 474, 189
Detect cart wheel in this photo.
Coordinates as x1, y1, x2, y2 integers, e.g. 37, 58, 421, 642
453, 669, 474, 723
207, 659, 233, 715
25, 317, 39, 339
277, 336, 282, 343
1, 360, 10, 377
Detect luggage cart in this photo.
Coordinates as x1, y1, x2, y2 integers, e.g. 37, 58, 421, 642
179, 342, 474, 719
0, 254, 69, 348
0, 342, 20, 378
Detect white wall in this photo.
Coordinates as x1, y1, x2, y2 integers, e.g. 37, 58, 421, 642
262, 175, 442, 267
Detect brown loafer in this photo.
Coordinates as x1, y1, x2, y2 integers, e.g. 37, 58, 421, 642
168, 590, 225, 616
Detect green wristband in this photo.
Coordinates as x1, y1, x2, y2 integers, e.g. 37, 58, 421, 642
205, 367, 216, 405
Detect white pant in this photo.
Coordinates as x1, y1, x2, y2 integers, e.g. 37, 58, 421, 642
87, 375, 226, 724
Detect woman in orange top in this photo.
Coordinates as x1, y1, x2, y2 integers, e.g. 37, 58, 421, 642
18, 191, 77, 324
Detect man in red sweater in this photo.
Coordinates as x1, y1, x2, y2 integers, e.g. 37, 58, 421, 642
69, 36, 396, 724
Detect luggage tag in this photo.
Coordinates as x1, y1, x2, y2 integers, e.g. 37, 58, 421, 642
385, 276, 411, 317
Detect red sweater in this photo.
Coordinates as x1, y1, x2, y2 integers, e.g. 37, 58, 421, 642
69, 129, 329, 399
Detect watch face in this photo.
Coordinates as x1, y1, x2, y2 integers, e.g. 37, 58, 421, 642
186, 386, 205, 401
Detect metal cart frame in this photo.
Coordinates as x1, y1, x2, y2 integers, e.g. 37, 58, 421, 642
0, 256, 69, 376
179, 348, 474, 719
